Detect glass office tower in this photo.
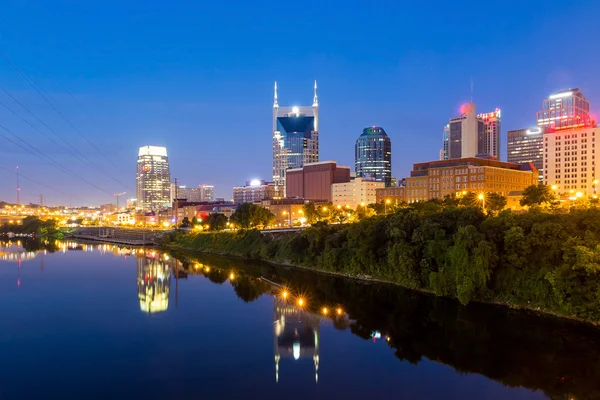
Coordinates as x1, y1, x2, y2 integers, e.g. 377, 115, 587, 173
272, 82, 319, 189
355, 127, 392, 187
136, 146, 171, 211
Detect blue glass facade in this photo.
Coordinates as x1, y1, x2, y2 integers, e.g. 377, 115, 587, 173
355, 127, 392, 187
273, 111, 319, 187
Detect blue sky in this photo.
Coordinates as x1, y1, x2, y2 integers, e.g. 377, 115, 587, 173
0, 0, 598, 205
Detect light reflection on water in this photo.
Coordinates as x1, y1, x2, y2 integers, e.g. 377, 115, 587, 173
1, 240, 596, 399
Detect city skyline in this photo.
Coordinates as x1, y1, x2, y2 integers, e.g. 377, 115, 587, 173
0, 0, 598, 205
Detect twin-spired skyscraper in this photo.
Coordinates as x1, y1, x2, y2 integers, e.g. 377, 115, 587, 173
136, 146, 171, 211
272, 82, 319, 189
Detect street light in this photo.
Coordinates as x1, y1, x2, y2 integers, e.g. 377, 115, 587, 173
385, 199, 391, 215
477, 193, 485, 211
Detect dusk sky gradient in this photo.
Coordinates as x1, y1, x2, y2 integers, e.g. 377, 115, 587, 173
0, 0, 598, 206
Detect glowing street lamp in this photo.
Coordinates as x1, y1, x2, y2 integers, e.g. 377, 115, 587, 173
385, 199, 391, 215
477, 193, 485, 211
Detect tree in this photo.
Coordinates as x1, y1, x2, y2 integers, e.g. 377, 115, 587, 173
368, 202, 385, 215
179, 217, 191, 228
520, 184, 555, 208
487, 193, 507, 215
442, 194, 460, 208
204, 213, 228, 231
230, 203, 275, 229
459, 192, 479, 208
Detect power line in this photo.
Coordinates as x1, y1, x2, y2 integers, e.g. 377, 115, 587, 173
0, 122, 116, 196
0, 50, 123, 172
0, 163, 93, 205
54, 78, 129, 176
0, 84, 129, 189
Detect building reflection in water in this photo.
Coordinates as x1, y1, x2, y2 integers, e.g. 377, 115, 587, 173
137, 256, 171, 313
273, 297, 320, 383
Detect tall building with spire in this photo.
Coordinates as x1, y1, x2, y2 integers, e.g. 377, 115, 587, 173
272, 82, 319, 189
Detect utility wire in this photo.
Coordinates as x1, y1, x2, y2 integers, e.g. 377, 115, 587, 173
0, 50, 123, 172
0, 121, 116, 196
0, 84, 129, 189
0, 163, 93, 205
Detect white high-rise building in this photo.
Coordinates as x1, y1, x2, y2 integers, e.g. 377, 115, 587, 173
543, 126, 599, 197
136, 146, 171, 211
272, 81, 319, 190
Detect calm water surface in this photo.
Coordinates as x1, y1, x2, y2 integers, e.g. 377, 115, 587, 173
0, 240, 598, 399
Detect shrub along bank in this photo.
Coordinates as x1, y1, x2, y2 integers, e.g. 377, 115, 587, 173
164, 207, 600, 324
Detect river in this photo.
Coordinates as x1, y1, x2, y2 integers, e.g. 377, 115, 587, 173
0, 239, 598, 399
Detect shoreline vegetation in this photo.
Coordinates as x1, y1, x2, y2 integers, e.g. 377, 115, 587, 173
166, 250, 600, 400
164, 203, 600, 326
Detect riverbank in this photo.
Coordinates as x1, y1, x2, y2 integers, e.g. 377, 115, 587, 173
163, 206, 600, 325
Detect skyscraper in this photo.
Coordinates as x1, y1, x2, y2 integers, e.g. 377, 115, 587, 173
507, 127, 545, 182
272, 82, 319, 189
355, 127, 392, 187
136, 146, 171, 211
478, 108, 502, 159
441, 124, 450, 160
447, 103, 486, 159
537, 88, 591, 130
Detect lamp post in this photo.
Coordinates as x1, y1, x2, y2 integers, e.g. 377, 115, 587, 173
385, 199, 391, 215
594, 180, 599, 196
477, 193, 485, 212
282, 210, 291, 227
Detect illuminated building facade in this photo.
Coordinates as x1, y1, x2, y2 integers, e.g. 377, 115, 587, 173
137, 256, 171, 313
355, 127, 392, 187
508, 127, 545, 182
478, 108, 502, 159
376, 186, 405, 204
286, 161, 351, 202
232, 180, 283, 204
447, 103, 487, 159
543, 126, 600, 196
404, 158, 538, 203
272, 82, 319, 190
175, 185, 215, 202
537, 89, 592, 130
273, 297, 320, 383
331, 178, 385, 208
136, 146, 171, 211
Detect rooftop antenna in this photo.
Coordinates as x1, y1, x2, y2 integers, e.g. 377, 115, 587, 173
313, 80, 318, 107
16, 166, 20, 205
273, 81, 278, 108
470, 77, 474, 103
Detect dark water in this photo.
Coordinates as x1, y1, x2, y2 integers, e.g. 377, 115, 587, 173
0, 240, 598, 400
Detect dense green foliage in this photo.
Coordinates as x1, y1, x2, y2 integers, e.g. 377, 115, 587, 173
165, 206, 600, 323
0, 216, 61, 237
168, 251, 600, 400
229, 203, 274, 229
520, 184, 555, 208
203, 213, 228, 231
